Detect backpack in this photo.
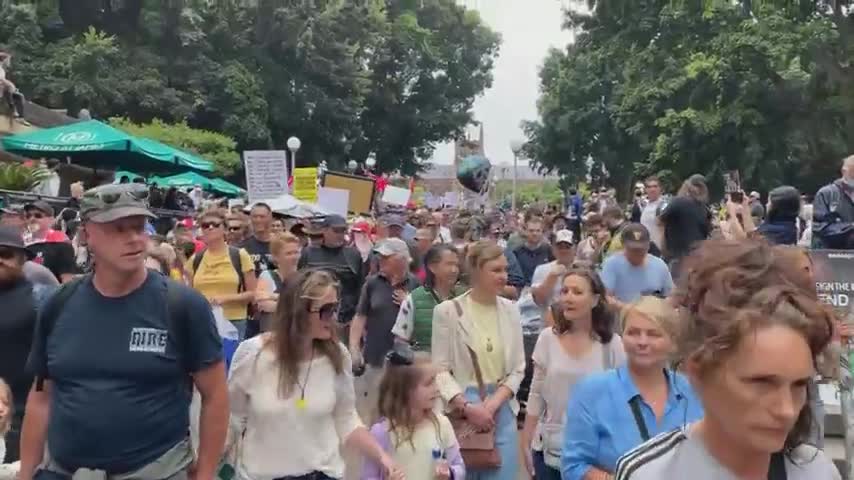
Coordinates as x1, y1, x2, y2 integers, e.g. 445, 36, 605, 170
34, 274, 190, 391
191, 247, 246, 293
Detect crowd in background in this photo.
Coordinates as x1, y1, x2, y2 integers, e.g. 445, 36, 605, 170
0, 156, 852, 480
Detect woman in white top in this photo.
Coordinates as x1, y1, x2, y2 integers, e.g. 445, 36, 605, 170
431, 240, 527, 480
521, 268, 626, 479
228, 269, 401, 480
615, 239, 841, 480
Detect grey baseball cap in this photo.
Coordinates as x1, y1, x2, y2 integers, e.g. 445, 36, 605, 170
374, 237, 411, 261
80, 184, 155, 223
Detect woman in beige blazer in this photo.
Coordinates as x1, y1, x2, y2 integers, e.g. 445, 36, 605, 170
431, 240, 526, 480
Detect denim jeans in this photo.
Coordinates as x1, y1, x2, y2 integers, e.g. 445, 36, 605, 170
464, 385, 520, 480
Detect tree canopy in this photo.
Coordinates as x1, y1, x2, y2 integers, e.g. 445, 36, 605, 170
524, 0, 854, 197
0, 0, 500, 175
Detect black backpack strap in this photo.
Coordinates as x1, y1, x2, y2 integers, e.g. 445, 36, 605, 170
164, 278, 192, 387
228, 246, 245, 293
270, 270, 284, 293
191, 248, 206, 275
768, 451, 787, 480
34, 275, 90, 390
629, 396, 651, 442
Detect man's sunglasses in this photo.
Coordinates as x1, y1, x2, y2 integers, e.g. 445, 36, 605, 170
85, 185, 149, 205
309, 302, 339, 321
200, 221, 223, 230
25, 211, 46, 219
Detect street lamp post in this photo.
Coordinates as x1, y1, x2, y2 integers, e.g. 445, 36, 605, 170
510, 140, 524, 213
286, 136, 301, 193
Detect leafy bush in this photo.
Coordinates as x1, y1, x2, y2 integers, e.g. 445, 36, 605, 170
109, 117, 240, 176
0, 162, 49, 191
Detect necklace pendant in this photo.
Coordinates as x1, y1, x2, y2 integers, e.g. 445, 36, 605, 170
296, 397, 307, 410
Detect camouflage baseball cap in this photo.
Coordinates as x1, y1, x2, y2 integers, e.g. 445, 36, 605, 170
80, 184, 155, 223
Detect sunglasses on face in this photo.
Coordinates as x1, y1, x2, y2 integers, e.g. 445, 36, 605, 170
330, 227, 348, 234
25, 211, 45, 220
0, 248, 18, 260
309, 302, 339, 321
201, 222, 223, 230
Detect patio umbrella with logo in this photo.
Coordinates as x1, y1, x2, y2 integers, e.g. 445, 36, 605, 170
1, 120, 214, 173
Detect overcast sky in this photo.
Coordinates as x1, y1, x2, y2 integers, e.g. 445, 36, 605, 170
431, 0, 575, 166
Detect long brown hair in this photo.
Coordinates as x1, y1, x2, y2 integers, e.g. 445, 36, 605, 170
552, 268, 615, 343
377, 356, 439, 449
266, 269, 344, 398
678, 239, 834, 455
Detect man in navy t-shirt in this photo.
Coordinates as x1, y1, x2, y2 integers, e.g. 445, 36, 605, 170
18, 184, 228, 480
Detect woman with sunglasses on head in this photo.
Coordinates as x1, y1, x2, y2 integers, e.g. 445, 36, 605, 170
561, 296, 703, 480
185, 208, 257, 339
614, 239, 841, 480
521, 269, 626, 480
228, 270, 402, 480
431, 240, 526, 480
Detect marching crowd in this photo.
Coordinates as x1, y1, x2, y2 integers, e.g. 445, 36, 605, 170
1, 156, 853, 480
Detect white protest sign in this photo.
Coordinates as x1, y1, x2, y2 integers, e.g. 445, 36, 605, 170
381, 185, 411, 206
317, 187, 350, 217
243, 150, 289, 203
443, 192, 459, 207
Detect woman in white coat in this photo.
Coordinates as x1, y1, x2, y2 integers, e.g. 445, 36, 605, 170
431, 240, 527, 480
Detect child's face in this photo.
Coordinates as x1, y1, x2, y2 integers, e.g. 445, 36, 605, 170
412, 367, 440, 412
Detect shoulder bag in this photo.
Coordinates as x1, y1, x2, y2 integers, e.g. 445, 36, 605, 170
447, 299, 502, 469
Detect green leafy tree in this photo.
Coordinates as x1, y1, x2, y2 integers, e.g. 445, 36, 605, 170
525, 0, 854, 198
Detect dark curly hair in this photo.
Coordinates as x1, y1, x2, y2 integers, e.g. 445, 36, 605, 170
677, 239, 834, 456
552, 268, 615, 344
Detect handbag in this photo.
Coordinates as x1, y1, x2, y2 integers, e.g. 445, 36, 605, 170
447, 299, 502, 469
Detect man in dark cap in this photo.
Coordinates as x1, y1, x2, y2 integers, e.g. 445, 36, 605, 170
0, 225, 54, 463
18, 184, 228, 480
23, 200, 77, 283
298, 214, 366, 338
601, 223, 673, 307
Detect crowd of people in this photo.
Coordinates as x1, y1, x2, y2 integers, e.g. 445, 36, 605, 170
0, 155, 852, 480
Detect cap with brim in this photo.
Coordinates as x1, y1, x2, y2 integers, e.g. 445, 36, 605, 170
554, 229, 574, 245
24, 200, 54, 217
374, 238, 411, 260
86, 206, 156, 224
321, 214, 348, 229
382, 214, 406, 228
621, 223, 651, 249
80, 184, 155, 223
0, 225, 34, 259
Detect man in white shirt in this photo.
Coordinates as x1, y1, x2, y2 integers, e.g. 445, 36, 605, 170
640, 176, 665, 251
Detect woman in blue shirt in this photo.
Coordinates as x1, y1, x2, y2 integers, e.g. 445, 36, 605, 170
560, 296, 704, 480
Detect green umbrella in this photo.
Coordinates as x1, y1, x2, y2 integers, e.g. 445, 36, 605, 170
153, 172, 245, 197
1, 120, 214, 173
113, 170, 145, 183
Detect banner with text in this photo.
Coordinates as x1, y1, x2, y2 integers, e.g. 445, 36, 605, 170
243, 150, 289, 204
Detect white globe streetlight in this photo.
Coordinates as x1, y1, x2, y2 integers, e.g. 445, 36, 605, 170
365, 153, 377, 170
348, 159, 358, 172
509, 140, 525, 213
286, 136, 301, 192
